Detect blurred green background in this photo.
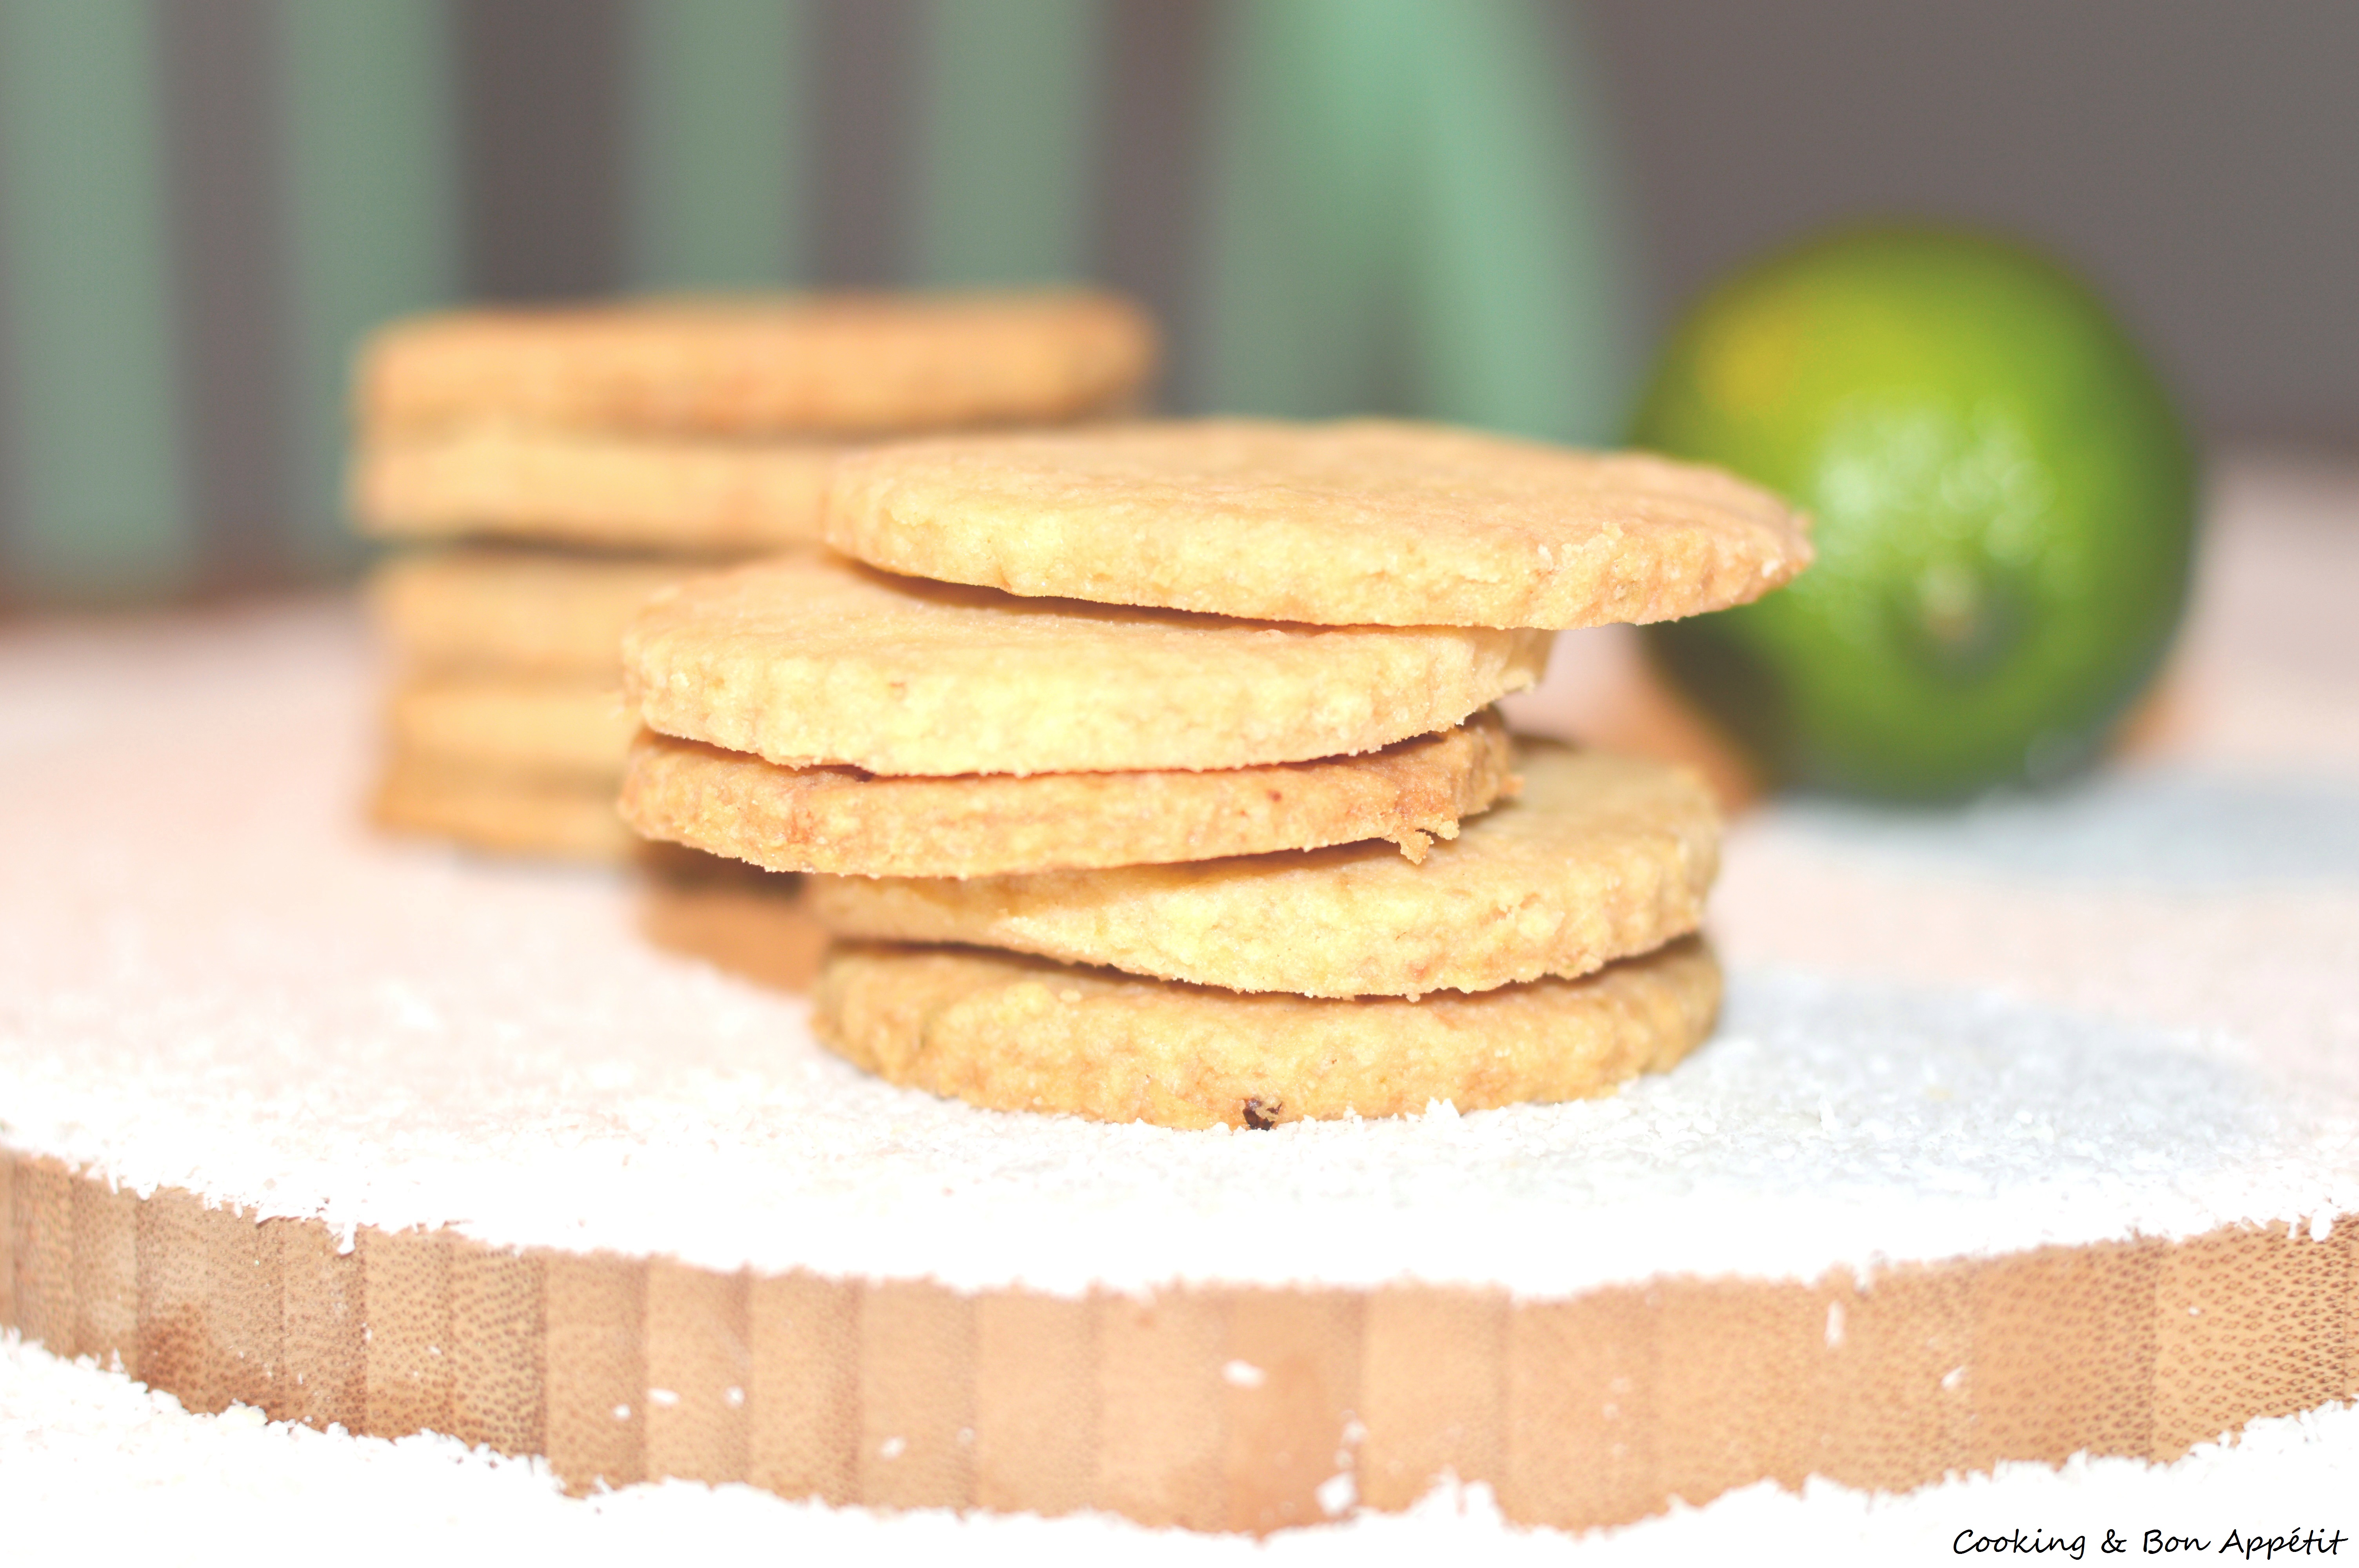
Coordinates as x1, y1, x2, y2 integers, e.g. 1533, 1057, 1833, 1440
0, 0, 2350, 608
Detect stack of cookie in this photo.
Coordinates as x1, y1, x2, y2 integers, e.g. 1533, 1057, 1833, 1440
622, 421, 1811, 1126
350, 291, 1156, 860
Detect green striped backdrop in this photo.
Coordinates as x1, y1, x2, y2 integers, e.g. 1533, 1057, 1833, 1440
0, 0, 1628, 608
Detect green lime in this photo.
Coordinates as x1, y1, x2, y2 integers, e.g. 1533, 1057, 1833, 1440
1633, 227, 2197, 799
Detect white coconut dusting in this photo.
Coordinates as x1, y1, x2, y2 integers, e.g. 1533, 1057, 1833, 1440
6, 1334, 2355, 1562
1, 459, 2356, 1300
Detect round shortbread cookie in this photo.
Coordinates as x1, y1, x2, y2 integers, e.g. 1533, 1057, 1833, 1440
623, 552, 1553, 777
826, 418, 1812, 628
387, 677, 636, 781
360, 290, 1155, 438
373, 753, 635, 863
806, 744, 1718, 998
355, 429, 837, 552
371, 547, 700, 678
813, 935, 1722, 1129
620, 711, 1518, 879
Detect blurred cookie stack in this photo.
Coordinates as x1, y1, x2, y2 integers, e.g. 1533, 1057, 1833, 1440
349, 292, 1156, 860
620, 420, 1813, 1127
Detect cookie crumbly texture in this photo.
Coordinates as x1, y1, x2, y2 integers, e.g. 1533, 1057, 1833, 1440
624, 552, 1553, 777
814, 936, 1722, 1129
371, 546, 706, 678
359, 290, 1155, 438
807, 744, 1719, 998
827, 418, 1812, 628
387, 676, 637, 781
373, 753, 637, 863
622, 711, 1518, 879
355, 427, 838, 552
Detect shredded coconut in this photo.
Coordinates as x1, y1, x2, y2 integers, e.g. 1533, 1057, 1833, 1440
1, 590, 2356, 1298
3, 463, 2357, 1299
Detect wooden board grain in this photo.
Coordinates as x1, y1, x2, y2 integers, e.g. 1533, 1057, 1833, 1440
3, 1147, 2351, 1535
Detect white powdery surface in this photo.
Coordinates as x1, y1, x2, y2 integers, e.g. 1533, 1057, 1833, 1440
1707, 457, 2359, 1102
7, 1334, 2355, 1564
2, 594, 2355, 1297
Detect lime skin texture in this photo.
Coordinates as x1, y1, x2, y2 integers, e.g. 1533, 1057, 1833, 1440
1634, 227, 2197, 800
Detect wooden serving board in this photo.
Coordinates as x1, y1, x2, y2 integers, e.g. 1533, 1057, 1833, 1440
7, 1151, 2354, 1532
4, 461, 2357, 1533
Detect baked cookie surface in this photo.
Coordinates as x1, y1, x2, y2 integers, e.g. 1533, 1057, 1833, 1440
373, 753, 636, 862
621, 711, 1518, 879
371, 546, 701, 678
814, 935, 1721, 1129
356, 428, 837, 552
360, 290, 1154, 437
826, 418, 1811, 628
387, 676, 636, 781
623, 552, 1552, 776
807, 744, 1719, 998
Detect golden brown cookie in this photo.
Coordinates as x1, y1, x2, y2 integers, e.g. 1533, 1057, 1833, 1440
806, 744, 1718, 998
387, 676, 636, 781
353, 428, 838, 552
623, 552, 1552, 777
620, 711, 1518, 879
372, 753, 635, 863
636, 864, 825, 995
826, 418, 1811, 628
371, 546, 702, 678
360, 290, 1155, 438
814, 935, 1721, 1129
